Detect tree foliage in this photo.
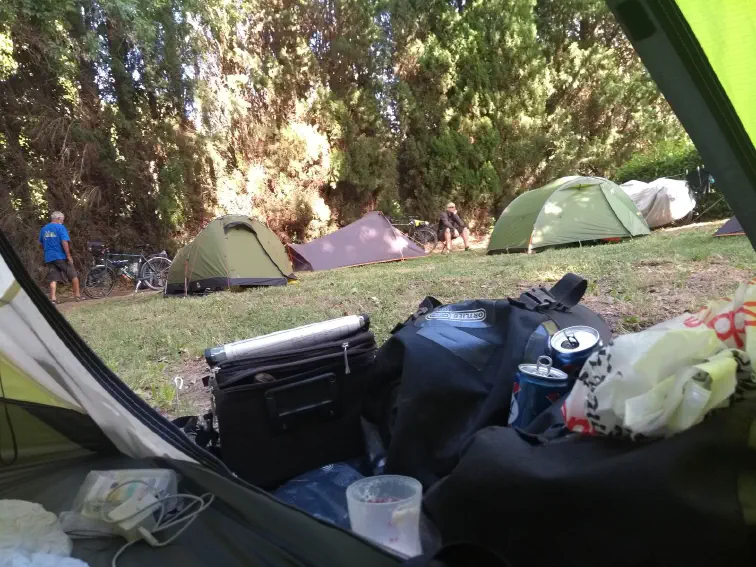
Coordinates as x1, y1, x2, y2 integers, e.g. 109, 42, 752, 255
615, 139, 701, 184
0, 0, 686, 274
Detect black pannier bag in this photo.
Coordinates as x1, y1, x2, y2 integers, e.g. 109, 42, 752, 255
422, 397, 756, 567
212, 330, 376, 488
86, 240, 105, 256
363, 273, 611, 487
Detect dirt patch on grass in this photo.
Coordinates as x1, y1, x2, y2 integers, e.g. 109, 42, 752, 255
631, 261, 749, 315
57, 289, 159, 312
579, 295, 637, 332
163, 358, 212, 418
519, 261, 751, 335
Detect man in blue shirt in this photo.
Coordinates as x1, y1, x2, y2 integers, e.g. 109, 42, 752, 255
39, 211, 82, 303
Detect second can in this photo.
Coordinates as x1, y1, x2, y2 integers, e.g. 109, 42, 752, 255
549, 325, 601, 380
508, 356, 569, 428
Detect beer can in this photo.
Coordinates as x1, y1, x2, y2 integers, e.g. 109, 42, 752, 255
549, 325, 601, 379
508, 356, 569, 428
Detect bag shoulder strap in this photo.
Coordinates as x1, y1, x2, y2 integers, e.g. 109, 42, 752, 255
549, 273, 587, 308
391, 296, 443, 334
514, 273, 587, 312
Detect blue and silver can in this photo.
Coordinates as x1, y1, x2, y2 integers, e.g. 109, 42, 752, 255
549, 325, 601, 380
509, 356, 569, 428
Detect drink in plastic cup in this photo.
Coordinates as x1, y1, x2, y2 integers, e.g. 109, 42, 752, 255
346, 475, 423, 557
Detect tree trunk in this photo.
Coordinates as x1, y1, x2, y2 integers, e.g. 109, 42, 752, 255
105, 17, 137, 121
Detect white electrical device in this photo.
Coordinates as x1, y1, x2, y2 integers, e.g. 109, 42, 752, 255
62, 470, 215, 567
73, 469, 178, 522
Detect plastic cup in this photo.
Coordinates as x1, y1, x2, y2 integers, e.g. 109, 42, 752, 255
346, 475, 423, 557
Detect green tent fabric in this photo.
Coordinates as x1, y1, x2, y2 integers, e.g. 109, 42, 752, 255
606, 0, 756, 244
165, 215, 294, 294
488, 176, 650, 253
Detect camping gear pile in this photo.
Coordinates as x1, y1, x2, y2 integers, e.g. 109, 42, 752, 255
488, 176, 650, 254
620, 177, 696, 228
198, 273, 756, 566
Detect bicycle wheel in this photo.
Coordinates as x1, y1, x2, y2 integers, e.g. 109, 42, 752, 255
140, 257, 172, 290
83, 266, 116, 299
413, 227, 438, 253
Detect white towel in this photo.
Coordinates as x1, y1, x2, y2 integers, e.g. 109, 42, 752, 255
0, 551, 89, 567
0, 500, 88, 567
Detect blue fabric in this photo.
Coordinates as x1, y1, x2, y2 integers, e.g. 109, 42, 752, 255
39, 223, 70, 263
272, 461, 365, 528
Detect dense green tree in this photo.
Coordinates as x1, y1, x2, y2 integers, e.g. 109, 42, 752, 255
0, 0, 686, 276
392, 0, 685, 224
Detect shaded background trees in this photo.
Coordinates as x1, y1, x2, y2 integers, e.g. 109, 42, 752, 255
0, 0, 686, 274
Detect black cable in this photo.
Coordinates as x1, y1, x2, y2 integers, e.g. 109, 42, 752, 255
0, 366, 19, 466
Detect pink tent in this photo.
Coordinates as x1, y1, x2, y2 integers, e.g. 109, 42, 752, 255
288, 212, 427, 271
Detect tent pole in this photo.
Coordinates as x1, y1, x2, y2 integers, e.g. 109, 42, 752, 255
184, 259, 188, 298
693, 195, 724, 221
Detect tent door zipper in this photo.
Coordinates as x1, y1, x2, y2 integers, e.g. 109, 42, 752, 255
342, 342, 350, 374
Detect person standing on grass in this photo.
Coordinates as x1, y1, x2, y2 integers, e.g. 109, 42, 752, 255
39, 211, 83, 304
438, 202, 471, 252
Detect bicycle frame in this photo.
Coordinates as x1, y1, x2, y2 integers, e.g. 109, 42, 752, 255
390, 217, 430, 238
93, 250, 160, 291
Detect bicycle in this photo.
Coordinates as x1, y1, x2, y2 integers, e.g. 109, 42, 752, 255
389, 216, 439, 253
83, 242, 173, 299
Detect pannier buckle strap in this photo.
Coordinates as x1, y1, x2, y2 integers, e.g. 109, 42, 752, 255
520, 287, 569, 313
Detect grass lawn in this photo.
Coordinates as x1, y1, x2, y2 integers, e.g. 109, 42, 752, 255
63, 224, 756, 411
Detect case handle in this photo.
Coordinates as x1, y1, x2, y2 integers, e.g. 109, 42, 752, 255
264, 372, 340, 433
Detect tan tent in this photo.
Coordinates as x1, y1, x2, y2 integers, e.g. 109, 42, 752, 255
288, 212, 426, 271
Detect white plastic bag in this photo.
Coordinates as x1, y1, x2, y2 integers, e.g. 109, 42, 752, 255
563, 279, 756, 438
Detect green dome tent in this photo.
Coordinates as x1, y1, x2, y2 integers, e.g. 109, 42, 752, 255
488, 176, 650, 254
165, 215, 294, 295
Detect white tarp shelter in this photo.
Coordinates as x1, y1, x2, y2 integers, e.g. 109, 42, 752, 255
620, 178, 696, 229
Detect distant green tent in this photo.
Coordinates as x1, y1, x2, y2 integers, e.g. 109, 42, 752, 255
488, 176, 650, 254
165, 215, 294, 295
